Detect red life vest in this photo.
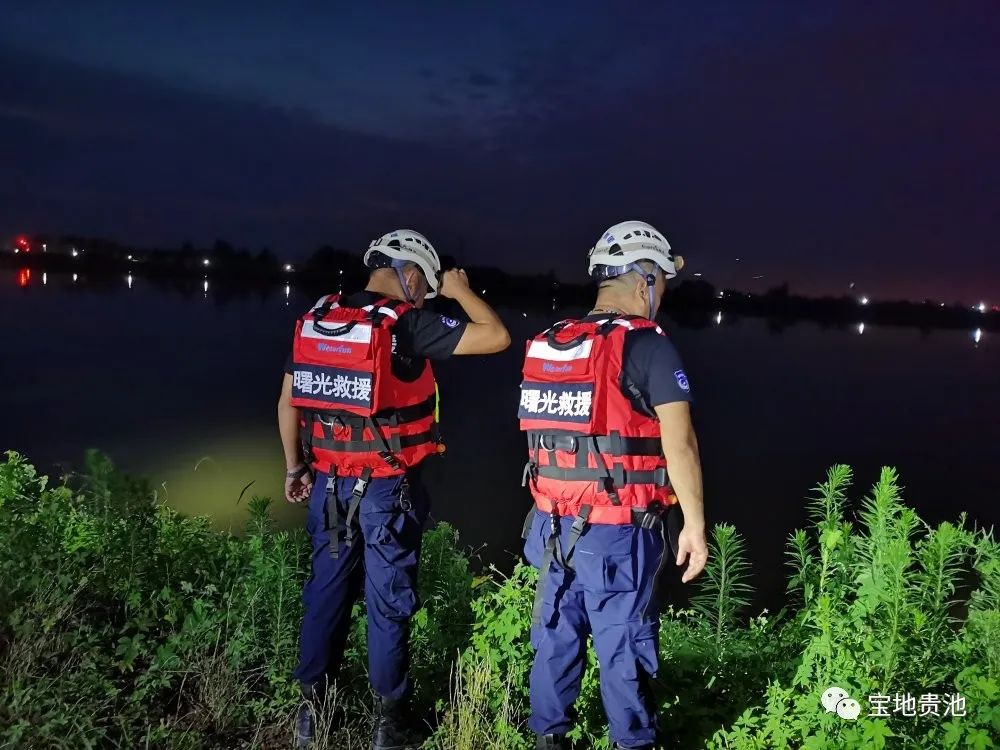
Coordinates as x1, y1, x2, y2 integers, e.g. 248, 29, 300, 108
290, 294, 439, 478
518, 315, 678, 525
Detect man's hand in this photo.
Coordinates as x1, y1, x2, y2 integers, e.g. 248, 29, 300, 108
675, 523, 708, 583
438, 268, 471, 299
284, 464, 313, 504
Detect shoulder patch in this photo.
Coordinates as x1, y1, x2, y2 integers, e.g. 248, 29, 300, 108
439, 316, 460, 329
674, 369, 690, 392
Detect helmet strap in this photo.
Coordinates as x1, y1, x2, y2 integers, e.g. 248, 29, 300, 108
594, 261, 658, 319
391, 260, 416, 304
625, 262, 656, 320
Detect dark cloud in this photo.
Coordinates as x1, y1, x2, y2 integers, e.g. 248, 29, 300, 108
468, 71, 500, 87
0, 1, 997, 300
425, 91, 454, 107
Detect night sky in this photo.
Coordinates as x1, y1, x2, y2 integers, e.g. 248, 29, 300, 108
2, 2, 997, 300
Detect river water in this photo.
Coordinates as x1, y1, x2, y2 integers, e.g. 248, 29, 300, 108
3, 270, 997, 609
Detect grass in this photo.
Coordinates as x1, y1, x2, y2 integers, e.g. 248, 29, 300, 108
0, 452, 997, 749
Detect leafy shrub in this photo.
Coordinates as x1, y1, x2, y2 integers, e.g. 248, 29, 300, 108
1, 453, 996, 749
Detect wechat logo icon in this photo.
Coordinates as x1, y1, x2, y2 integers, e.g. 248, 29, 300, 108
822, 686, 861, 721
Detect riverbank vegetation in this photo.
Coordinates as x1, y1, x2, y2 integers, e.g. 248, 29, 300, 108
0, 451, 996, 748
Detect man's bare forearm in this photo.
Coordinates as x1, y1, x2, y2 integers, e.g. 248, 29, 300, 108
452, 287, 510, 352
277, 375, 304, 470
663, 441, 704, 530
452, 286, 501, 327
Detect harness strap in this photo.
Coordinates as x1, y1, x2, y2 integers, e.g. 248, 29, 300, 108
588, 435, 621, 505
531, 504, 592, 627
342, 467, 373, 554
531, 516, 560, 628
325, 479, 340, 559
555, 504, 591, 567
365, 416, 404, 471
522, 432, 542, 488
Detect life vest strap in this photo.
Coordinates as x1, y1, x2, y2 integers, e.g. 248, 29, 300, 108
534, 464, 669, 487
310, 429, 435, 454
313, 396, 436, 430
527, 431, 661, 457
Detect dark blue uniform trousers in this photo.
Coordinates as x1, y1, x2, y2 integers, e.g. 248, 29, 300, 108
293, 469, 429, 700
524, 509, 665, 749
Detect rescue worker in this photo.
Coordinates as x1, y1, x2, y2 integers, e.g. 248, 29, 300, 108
518, 220, 708, 750
277, 229, 510, 748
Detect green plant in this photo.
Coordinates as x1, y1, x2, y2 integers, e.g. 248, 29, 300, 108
709, 466, 997, 750
2, 453, 995, 749
690, 523, 755, 656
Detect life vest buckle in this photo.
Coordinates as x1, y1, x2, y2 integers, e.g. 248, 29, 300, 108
539, 434, 578, 454
352, 474, 370, 499
317, 413, 347, 431
378, 450, 402, 470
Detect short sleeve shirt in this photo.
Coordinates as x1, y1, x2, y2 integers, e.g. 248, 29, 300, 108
285, 291, 467, 381
581, 314, 692, 412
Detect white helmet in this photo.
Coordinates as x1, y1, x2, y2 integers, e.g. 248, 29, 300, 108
364, 229, 441, 298
587, 220, 679, 279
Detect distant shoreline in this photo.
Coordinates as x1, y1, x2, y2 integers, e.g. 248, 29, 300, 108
3, 249, 996, 335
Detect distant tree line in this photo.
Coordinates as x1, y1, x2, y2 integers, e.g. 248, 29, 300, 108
3, 234, 996, 332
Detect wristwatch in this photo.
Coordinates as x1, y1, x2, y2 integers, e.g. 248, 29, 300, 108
286, 464, 309, 479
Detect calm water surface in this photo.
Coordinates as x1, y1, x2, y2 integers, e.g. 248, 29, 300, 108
3, 271, 997, 609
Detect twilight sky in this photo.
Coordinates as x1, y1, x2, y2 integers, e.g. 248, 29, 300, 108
1, 1, 997, 300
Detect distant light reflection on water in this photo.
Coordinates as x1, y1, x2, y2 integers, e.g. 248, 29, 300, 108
3, 272, 997, 609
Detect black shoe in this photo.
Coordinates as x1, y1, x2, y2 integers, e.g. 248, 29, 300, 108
611, 744, 655, 750
295, 681, 327, 747
536, 734, 572, 750
294, 702, 316, 747
371, 696, 422, 750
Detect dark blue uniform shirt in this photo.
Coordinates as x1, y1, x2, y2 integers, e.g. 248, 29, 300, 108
581, 313, 692, 412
